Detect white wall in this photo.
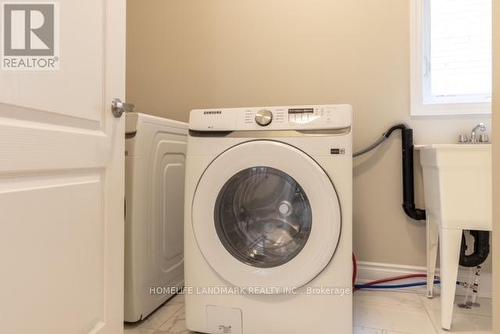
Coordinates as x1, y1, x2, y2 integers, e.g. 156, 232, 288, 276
127, 0, 491, 268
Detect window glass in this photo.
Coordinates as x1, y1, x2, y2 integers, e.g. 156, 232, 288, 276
427, 0, 492, 103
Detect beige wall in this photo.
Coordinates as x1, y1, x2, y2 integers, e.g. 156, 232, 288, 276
127, 0, 491, 268
493, 0, 499, 331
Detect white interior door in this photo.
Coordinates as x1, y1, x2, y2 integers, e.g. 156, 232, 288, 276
0, 0, 125, 333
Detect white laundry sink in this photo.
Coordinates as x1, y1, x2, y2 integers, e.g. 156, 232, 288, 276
416, 143, 492, 330
417, 144, 492, 231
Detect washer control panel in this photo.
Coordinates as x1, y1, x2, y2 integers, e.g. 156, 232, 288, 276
190, 105, 352, 131
255, 109, 273, 126
288, 107, 319, 124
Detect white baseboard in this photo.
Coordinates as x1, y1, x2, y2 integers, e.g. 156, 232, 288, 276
356, 261, 492, 299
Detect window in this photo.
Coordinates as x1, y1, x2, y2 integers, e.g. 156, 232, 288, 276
411, 0, 492, 115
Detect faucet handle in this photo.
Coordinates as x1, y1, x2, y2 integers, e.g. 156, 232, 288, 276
458, 134, 469, 144
470, 123, 488, 144
479, 133, 489, 143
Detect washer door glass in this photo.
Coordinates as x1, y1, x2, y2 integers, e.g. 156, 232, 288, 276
215, 166, 312, 268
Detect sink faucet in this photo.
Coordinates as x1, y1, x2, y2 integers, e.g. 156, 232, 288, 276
470, 123, 487, 143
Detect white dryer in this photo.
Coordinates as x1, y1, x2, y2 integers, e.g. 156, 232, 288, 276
184, 105, 353, 334
125, 113, 187, 322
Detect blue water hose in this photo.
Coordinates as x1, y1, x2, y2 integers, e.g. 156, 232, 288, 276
355, 280, 440, 290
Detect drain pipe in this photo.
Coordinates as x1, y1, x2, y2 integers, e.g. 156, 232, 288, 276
356, 124, 426, 221
459, 231, 490, 267
399, 126, 426, 221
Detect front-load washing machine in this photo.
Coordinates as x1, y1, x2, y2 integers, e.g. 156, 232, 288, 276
125, 113, 187, 322
184, 105, 353, 334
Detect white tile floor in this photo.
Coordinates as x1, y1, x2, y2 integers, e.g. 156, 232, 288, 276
124, 290, 492, 334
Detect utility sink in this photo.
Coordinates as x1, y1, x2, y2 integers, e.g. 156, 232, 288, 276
417, 144, 492, 231
416, 144, 492, 330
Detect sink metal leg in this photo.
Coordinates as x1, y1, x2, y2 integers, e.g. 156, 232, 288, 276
439, 228, 462, 330
426, 220, 439, 298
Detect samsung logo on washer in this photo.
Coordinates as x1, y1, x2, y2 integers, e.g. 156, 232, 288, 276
204, 111, 222, 115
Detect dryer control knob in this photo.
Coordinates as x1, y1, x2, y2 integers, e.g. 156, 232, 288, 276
255, 110, 273, 127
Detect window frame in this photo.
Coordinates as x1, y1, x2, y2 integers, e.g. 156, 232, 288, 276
410, 0, 492, 116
